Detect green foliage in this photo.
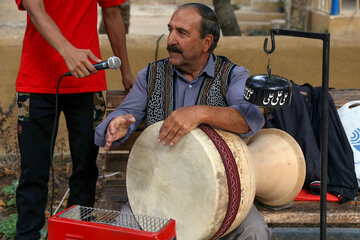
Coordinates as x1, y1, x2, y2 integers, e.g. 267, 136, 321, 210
40, 227, 48, 239
6, 198, 16, 207
0, 214, 17, 238
2, 180, 18, 207
2, 180, 18, 197
0, 180, 19, 238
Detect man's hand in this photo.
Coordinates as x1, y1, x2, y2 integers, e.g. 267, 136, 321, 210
104, 114, 136, 151
158, 106, 203, 146
121, 71, 136, 92
61, 44, 102, 78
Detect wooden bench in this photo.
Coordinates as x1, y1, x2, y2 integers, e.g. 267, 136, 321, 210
97, 88, 360, 229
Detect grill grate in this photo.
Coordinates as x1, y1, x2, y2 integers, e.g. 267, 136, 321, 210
57, 205, 170, 233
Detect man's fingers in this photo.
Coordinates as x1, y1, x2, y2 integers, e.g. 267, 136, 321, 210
158, 126, 187, 146
71, 71, 79, 78
124, 115, 136, 126
109, 118, 120, 134
78, 50, 101, 76
78, 64, 92, 77
104, 142, 111, 151
161, 128, 180, 146
88, 51, 102, 63
104, 128, 114, 151
157, 123, 169, 143
83, 60, 97, 75
168, 129, 186, 146
158, 120, 181, 145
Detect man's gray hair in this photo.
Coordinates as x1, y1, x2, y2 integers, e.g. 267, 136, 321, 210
177, 3, 220, 52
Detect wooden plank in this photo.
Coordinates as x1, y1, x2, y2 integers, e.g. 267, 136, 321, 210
258, 199, 360, 227
97, 179, 127, 210
329, 88, 360, 108
106, 90, 127, 109
105, 152, 129, 173
108, 131, 142, 151
102, 180, 127, 201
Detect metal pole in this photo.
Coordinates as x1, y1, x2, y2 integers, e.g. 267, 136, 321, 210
320, 33, 330, 240
269, 29, 330, 240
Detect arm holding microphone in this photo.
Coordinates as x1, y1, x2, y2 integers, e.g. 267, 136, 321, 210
22, 0, 102, 78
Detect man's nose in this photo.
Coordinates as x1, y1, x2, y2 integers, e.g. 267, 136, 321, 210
167, 31, 177, 45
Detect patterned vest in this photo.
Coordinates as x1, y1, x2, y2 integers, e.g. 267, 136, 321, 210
146, 55, 236, 127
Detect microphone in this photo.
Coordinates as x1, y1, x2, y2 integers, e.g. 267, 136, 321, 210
64, 56, 121, 76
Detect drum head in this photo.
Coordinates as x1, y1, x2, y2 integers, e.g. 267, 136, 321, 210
126, 122, 255, 240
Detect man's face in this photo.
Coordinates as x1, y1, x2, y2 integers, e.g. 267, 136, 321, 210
167, 8, 211, 68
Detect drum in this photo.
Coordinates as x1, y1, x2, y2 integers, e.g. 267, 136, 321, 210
126, 122, 305, 240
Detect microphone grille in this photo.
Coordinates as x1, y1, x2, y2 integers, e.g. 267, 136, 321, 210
108, 56, 121, 69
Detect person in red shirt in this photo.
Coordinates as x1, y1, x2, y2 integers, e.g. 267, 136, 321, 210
14, 0, 134, 239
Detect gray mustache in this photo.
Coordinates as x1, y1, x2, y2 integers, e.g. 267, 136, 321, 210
167, 45, 183, 54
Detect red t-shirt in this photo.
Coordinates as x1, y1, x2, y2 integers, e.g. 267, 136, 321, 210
15, 0, 125, 94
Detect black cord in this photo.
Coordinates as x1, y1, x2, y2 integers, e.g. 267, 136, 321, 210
50, 73, 68, 214
45, 73, 68, 240
155, 34, 165, 62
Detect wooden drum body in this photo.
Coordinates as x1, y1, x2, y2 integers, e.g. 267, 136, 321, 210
126, 122, 305, 240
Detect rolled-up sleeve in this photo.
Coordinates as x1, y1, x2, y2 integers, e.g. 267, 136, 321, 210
95, 67, 149, 147
226, 65, 264, 138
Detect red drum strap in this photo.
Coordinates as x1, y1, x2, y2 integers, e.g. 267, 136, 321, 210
199, 125, 241, 240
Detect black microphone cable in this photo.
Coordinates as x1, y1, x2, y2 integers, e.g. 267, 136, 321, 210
44, 72, 68, 240
49, 73, 68, 218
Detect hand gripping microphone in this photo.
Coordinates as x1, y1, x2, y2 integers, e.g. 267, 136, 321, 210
64, 56, 121, 76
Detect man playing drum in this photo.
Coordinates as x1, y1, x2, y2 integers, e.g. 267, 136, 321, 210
95, 3, 270, 239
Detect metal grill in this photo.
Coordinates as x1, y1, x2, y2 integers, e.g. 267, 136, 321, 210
57, 205, 171, 233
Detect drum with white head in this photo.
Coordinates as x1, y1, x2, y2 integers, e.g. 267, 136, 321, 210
126, 121, 305, 240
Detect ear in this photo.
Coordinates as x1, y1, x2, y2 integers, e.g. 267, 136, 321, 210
202, 34, 213, 52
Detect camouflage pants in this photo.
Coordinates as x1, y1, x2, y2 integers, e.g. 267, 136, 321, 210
15, 92, 105, 240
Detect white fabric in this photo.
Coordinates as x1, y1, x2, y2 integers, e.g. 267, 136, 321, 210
338, 100, 360, 188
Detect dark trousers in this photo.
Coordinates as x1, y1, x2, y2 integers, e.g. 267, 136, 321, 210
15, 92, 105, 240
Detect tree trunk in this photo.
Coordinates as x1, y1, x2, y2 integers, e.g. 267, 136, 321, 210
99, 1, 130, 34
213, 0, 241, 36
289, 0, 309, 30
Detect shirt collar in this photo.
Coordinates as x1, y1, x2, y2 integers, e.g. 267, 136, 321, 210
172, 53, 216, 81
